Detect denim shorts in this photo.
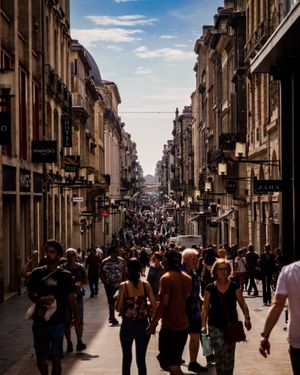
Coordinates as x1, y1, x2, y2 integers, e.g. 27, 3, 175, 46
32, 321, 65, 360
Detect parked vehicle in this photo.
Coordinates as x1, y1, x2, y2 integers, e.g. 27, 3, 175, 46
168, 235, 203, 249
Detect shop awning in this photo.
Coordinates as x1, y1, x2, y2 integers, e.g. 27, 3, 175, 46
211, 209, 235, 223
189, 212, 207, 222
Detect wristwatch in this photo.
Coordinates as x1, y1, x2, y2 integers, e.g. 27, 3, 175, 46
260, 332, 269, 339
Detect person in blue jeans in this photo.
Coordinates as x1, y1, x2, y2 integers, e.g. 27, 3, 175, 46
115, 258, 156, 375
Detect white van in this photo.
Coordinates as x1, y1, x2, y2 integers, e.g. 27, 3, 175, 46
168, 235, 203, 249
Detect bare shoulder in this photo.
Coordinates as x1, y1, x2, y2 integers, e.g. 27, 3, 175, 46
182, 271, 192, 282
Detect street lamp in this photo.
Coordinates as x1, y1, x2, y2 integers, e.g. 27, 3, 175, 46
205, 181, 212, 192
218, 162, 227, 176
217, 142, 280, 167
235, 142, 246, 158
79, 167, 87, 181
87, 173, 95, 184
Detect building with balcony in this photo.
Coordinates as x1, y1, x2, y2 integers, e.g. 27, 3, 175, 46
69, 40, 106, 250
0, 0, 71, 301
250, 0, 299, 262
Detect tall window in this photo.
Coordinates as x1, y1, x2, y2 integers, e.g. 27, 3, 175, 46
19, 69, 28, 160
32, 82, 40, 140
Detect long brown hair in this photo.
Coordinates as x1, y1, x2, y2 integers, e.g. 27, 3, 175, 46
127, 258, 142, 288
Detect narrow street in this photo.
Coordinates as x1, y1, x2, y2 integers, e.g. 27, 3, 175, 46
1, 282, 292, 375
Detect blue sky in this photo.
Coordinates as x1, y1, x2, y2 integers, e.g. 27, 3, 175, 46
71, 0, 222, 176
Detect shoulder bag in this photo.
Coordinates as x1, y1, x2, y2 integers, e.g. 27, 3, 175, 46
218, 286, 246, 344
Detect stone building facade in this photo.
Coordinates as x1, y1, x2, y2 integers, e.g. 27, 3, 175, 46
0, 1, 140, 302
0, 0, 72, 300
159, 0, 282, 254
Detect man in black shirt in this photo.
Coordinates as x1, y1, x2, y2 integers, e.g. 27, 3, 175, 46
245, 244, 259, 296
28, 240, 79, 375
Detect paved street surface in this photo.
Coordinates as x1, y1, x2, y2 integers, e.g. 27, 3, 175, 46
1, 282, 292, 375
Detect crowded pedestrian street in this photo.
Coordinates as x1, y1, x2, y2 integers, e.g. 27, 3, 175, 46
1, 1, 299, 374
1, 281, 292, 375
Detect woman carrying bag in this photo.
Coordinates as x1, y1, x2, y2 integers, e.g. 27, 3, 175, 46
201, 259, 251, 375
115, 258, 157, 375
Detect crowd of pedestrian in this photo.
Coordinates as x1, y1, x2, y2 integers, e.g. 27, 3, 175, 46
23, 200, 298, 375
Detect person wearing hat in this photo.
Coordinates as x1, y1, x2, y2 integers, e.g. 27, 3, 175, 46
146, 250, 192, 375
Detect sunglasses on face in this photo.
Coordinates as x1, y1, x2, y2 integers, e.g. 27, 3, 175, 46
217, 267, 229, 271
67, 253, 76, 258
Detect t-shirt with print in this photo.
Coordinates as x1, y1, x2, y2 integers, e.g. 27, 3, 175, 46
28, 265, 75, 325
62, 262, 87, 297
100, 256, 127, 288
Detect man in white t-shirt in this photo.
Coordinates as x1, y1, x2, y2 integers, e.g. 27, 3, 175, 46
259, 260, 300, 374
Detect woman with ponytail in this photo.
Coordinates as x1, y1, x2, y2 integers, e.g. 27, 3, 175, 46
115, 258, 157, 375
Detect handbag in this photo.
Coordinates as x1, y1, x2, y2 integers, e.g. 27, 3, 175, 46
201, 333, 213, 356
217, 285, 246, 344
223, 320, 246, 344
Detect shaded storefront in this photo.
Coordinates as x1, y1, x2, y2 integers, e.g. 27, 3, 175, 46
251, 3, 300, 262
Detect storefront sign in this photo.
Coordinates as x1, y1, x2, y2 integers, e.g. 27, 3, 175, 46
0, 112, 11, 145
20, 169, 31, 192
254, 179, 283, 194
32, 141, 57, 163
63, 155, 80, 172
72, 196, 84, 203
225, 180, 237, 194
81, 211, 94, 216
62, 114, 72, 147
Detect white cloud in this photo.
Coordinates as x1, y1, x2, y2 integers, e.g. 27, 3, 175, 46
174, 43, 188, 48
86, 15, 158, 27
160, 35, 177, 39
71, 28, 143, 46
106, 45, 123, 52
133, 46, 195, 61
134, 66, 152, 75
114, 0, 140, 2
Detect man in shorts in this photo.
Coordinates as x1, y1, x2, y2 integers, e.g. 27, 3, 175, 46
28, 239, 79, 375
99, 244, 127, 325
146, 250, 192, 375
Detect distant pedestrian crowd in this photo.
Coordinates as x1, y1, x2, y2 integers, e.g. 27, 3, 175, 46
22, 204, 298, 375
